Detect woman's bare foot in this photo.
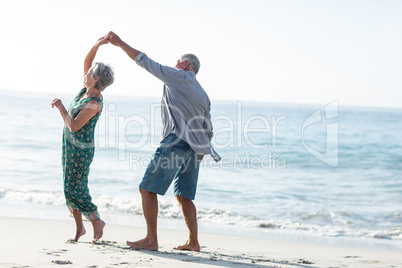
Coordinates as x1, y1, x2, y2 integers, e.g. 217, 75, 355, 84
67, 227, 86, 243
173, 239, 200, 252
91, 219, 106, 243
126, 237, 158, 251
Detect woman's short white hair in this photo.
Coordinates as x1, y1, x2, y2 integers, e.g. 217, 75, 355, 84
180, 54, 200, 74
92, 62, 114, 92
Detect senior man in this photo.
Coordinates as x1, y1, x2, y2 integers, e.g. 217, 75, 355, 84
107, 31, 220, 251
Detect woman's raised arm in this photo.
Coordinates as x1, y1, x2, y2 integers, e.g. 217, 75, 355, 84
84, 36, 109, 73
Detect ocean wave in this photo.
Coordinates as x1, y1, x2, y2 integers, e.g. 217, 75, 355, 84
0, 188, 65, 206
0, 187, 401, 241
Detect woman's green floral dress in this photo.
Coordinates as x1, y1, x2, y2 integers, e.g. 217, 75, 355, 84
62, 88, 103, 221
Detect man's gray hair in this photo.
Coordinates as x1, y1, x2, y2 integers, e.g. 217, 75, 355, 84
180, 54, 200, 74
92, 62, 114, 92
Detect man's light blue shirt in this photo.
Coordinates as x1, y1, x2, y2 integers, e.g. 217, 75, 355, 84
135, 52, 221, 162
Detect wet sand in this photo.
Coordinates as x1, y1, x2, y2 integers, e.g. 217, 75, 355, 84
0, 217, 401, 268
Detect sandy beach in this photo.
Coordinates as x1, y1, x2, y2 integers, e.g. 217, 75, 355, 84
0, 217, 400, 268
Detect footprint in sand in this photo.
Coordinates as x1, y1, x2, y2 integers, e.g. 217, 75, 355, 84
40, 249, 68, 257
51, 260, 73, 265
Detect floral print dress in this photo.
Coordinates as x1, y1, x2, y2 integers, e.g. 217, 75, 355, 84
62, 88, 103, 221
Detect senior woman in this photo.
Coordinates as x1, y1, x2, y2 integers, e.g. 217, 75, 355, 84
51, 36, 114, 243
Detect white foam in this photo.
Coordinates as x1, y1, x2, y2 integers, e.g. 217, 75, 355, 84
1, 187, 401, 242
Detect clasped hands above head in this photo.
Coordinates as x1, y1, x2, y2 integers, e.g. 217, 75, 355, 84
94, 32, 120, 47
99, 31, 121, 46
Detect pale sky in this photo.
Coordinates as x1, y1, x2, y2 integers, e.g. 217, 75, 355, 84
1, 0, 401, 108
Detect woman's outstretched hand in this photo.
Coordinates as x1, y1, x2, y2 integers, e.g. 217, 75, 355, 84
51, 98, 63, 109
96, 35, 110, 47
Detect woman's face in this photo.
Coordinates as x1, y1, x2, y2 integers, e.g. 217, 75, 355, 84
84, 67, 97, 88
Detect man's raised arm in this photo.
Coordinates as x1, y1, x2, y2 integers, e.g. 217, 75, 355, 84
107, 31, 141, 61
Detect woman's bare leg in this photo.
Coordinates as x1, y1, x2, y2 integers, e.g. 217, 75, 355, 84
91, 219, 106, 243
68, 209, 86, 242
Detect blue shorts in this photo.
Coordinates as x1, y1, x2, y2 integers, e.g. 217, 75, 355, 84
139, 133, 200, 200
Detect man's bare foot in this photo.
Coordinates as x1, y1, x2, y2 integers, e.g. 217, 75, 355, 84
67, 227, 86, 243
173, 239, 200, 252
126, 238, 158, 251
91, 219, 106, 243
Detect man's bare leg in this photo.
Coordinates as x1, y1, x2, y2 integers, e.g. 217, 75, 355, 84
126, 189, 159, 250
173, 195, 200, 251
91, 218, 106, 243
67, 209, 86, 242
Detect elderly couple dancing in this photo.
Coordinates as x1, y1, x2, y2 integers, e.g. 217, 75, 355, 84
51, 32, 220, 252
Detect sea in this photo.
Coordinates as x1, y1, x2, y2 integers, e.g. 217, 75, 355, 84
0, 90, 401, 251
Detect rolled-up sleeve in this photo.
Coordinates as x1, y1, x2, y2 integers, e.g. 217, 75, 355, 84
135, 52, 147, 65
